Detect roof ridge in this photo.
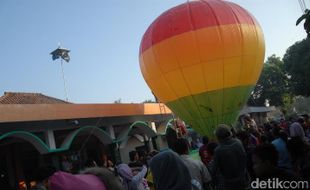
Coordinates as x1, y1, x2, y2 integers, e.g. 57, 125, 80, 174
4, 91, 42, 95
0, 92, 71, 104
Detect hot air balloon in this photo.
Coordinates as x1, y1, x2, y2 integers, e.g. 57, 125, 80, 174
139, 0, 265, 136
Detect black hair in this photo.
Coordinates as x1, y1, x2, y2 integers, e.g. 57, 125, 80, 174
253, 144, 278, 166
272, 126, 281, 137
287, 136, 305, 157
264, 123, 272, 131
84, 159, 97, 168
174, 138, 189, 155
279, 130, 288, 143
236, 130, 249, 142
206, 142, 218, 156
35, 165, 56, 181
215, 124, 232, 142
298, 117, 305, 124
129, 150, 137, 162
202, 136, 209, 145
260, 134, 269, 144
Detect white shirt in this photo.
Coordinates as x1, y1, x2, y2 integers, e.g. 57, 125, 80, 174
180, 154, 212, 186
290, 122, 306, 139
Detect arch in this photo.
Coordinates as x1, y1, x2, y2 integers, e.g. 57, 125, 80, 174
60, 125, 113, 150
157, 118, 175, 136
116, 121, 157, 144
0, 131, 50, 154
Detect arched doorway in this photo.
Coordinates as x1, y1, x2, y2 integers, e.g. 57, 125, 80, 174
0, 131, 49, 190
116, 121, 157, 163
58, 126, 113, 172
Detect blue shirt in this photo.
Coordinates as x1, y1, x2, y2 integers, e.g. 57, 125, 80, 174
271, 138, 292, 169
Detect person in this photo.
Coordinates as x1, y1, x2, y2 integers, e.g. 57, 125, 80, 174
210, 124, 248, 190
61, 155, 72, 172
199, 136, 210, 166
279, 118, 288, 131
205, 142, 218, 189
175, 119, 188, 138
49, 167, 123, 190
287, 137, 310, 180
31, 166, 56, 190
102, 154, 114, 171
145, 151, 159, 190
117, 163, 149, 190
149, 150, 194, 190
105, 159, 115, 172
236, 130, 256, 179
128, 151, 143, 168
166, 125, 178, 151
174, 138, 212, 189
271, 127, 292, 170
84, 159, 98, 168
289, 117, 308, 141
138, 150, 149, 166
243, 114, 258, 132
302, 114, 310, 135
252, 144, 299, 181
82, 167, 124, 190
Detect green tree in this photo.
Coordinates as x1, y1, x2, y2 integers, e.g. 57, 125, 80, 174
114, 98, 121, 103
142, 99, 156, 103
248, 55, 288, 106
283, 38, 310, 96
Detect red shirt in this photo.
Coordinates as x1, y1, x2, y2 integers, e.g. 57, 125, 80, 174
199, 144, 211, 166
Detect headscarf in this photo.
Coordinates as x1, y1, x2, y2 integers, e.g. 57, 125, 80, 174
82, 167, 123, 190
117, 163, 149, 190
117, 163, 136, 190
150, 150, 192, 190
49, 171, 106, 190
117, 163, 133, 180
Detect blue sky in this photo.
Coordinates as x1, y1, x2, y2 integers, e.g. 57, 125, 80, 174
0, 0, 306, 103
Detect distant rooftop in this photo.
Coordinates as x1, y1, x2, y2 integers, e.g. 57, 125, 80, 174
0, 92, 70, 104
239, 106, 276, 116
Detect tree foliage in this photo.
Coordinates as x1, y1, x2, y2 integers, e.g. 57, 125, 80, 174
283, 38, 310, 96
142, 99, 156, 103
114, 98, 122, 103
289, 96, 310, 115
248, 55, 288, 106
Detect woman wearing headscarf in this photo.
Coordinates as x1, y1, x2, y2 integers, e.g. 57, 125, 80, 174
149, 150, 197, 190
117, 163, 149, 190
49, 167, 123, 190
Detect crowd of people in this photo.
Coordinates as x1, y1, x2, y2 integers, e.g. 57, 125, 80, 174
30, 114, 310, 190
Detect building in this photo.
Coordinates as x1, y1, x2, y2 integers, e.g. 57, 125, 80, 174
239, 105, 276, 126
0, 92, 172, 189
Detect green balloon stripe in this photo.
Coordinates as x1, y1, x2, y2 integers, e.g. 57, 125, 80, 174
166, 85, 254, 137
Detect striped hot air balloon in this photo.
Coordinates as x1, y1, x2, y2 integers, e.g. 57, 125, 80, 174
139, 0, 265, 136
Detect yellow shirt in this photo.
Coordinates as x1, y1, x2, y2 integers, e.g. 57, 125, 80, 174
146, 170, 155, 190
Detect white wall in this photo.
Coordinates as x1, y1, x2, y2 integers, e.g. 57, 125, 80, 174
157, 135, 168, 151
119, 137, 144, 163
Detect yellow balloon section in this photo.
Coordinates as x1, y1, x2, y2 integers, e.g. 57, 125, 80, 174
139, 0, 265, 136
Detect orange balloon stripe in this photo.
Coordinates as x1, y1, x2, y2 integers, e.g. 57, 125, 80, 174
140, 0, 259, 54
139, 24, 264, 103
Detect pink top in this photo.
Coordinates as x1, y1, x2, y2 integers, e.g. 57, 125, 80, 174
49, 171, 106, 190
